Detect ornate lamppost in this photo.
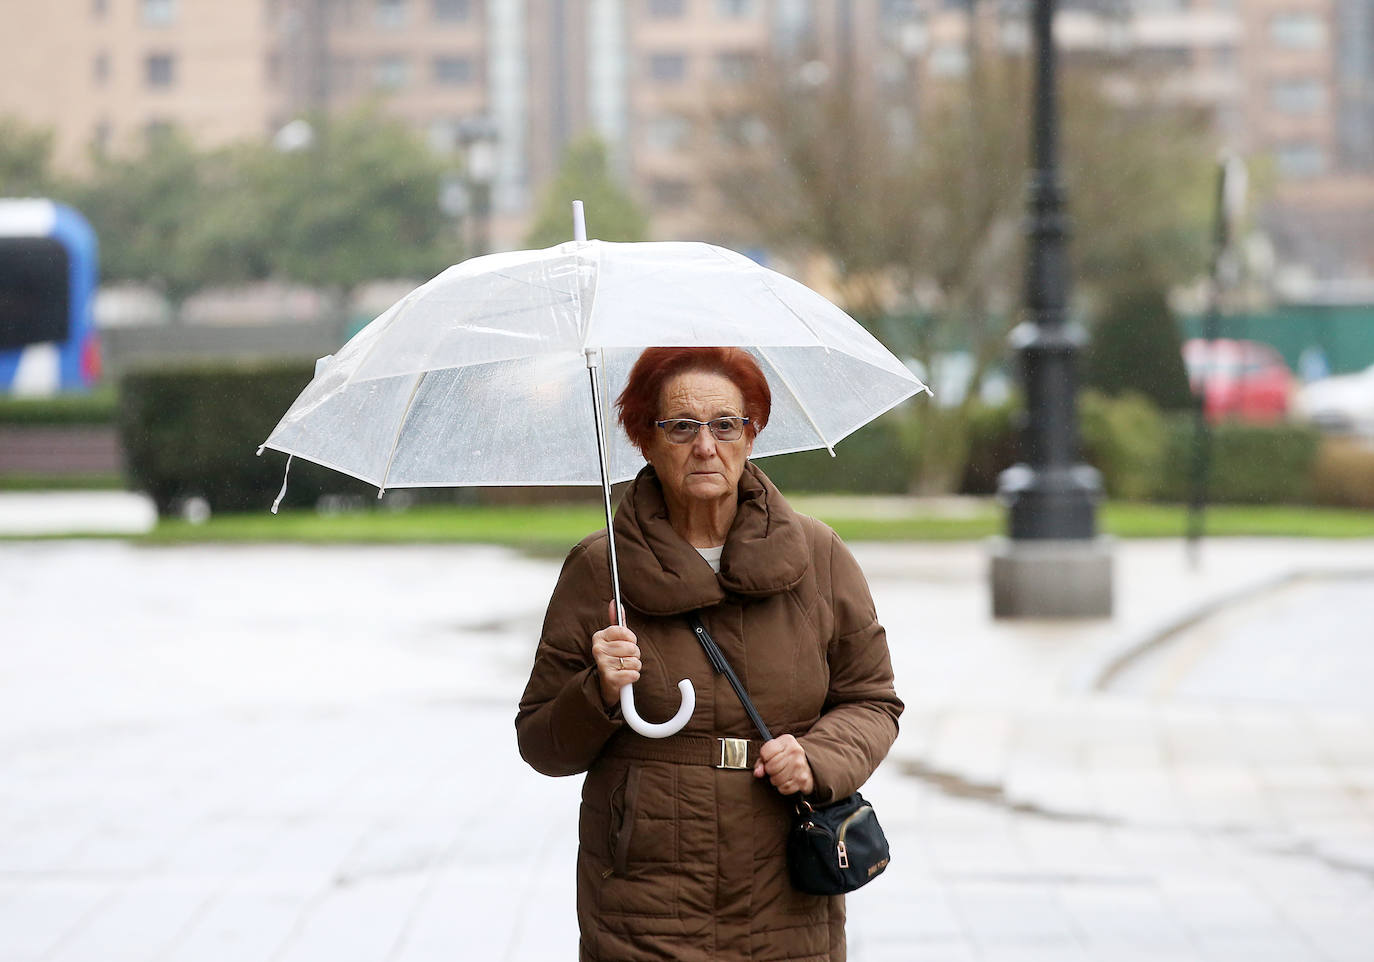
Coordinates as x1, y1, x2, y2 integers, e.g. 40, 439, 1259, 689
989, 0, 1112, 617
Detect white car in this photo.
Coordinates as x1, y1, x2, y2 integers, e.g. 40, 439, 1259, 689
1292, 363, 1374, 435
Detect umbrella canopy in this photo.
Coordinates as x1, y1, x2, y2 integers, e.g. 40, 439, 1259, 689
261, 240, 927, 490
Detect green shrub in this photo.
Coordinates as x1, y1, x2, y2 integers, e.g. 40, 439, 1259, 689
1156, 418, 1321, 504
1079, 390, 1168, 500
1083, 281, 1194, 411
1308, 437, 1374, 509
118, 361, 374, 516
760, 408, 912, 494
0, 388, 118, 425
958, 400, 1019, 495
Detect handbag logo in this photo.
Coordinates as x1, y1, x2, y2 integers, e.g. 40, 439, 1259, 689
867, 857, 890, 878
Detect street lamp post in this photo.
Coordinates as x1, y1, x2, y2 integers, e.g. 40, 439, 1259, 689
458, 117, 499, 256
989, 0, 1112, 617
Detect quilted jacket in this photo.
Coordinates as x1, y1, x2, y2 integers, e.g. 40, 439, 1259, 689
516, 462, 903, 961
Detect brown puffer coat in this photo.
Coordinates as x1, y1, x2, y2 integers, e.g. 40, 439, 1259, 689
515, 462, 903, 962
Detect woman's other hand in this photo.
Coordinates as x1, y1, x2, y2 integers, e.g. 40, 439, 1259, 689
754, 734, 815, 796
592, 600, 641, 709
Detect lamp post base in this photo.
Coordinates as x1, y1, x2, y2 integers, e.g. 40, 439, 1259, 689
988, 536, 1114, 618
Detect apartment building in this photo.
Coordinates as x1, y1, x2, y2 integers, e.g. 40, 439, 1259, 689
0, 0, 1368, 269
0, 0, 277, 164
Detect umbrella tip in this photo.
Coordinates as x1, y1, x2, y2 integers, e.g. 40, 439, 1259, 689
572, 200, 587, 243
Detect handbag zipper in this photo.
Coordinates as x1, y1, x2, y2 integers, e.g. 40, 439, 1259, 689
835, 805, 873, 869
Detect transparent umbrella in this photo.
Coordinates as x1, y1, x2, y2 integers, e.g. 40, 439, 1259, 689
260, 207, 929, 737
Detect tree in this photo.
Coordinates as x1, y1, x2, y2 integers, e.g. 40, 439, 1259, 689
0, 116, 59, 197
67, 106, 455, 307
68, 128, 224, 305
525, 136, 648, 248
249, 106, 455, 288
1083, 279, 1195, 412
702, 52, 1215, 491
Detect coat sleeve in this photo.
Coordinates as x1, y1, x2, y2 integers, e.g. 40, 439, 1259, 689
798, 530, 904, 804
515, 541, 625, 777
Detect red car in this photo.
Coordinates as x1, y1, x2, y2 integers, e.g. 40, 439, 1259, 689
1182, 338, 1295, 423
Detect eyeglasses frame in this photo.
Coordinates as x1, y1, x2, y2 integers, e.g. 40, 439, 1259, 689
653, 416, 752, 444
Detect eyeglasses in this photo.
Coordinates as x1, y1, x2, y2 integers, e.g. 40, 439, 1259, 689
654, 416, 751, 444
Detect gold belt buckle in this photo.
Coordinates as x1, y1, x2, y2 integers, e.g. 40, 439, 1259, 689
717, 737, 750, 770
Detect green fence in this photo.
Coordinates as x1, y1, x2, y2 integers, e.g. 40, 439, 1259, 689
1180, 304, 1374, 376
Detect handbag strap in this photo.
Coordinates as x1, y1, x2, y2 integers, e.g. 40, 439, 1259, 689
688, 612, 773, 742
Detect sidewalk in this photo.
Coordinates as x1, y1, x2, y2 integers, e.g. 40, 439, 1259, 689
1, 535, 1372, 962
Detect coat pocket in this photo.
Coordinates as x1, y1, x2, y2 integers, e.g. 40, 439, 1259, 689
609, 764, 642, 878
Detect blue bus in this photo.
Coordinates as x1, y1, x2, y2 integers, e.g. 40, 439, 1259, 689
0, 199, 100, 394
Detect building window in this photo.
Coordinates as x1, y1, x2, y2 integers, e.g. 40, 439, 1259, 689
376, 0, 407, 27
141, 0, 177, 25
716, 112, 768, 147
433, 0, 469, 20
145, 53, 176, 88
433, 55, 474, 85
648, 52, 687, 82
716, 0, 757, 16
650, 178, 692, 208
646, 114, 692, 150
373, 55, 410, 90
1270, 12, 1325, 49
716, 50, 756, 82
1272, 78, 1326, 114
647, 0, 685, 17
928, 44, 968, 78
93, 51, 111, 86
1275, 142, 1327, 178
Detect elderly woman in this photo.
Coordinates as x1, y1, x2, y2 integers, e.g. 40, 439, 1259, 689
516, 347, 902, 962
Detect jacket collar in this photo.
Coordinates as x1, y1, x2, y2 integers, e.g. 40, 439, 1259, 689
613, 461, 809, 616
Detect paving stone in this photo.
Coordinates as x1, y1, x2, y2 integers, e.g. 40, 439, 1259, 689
162, 887, 310, 962
44, 882, 215, 962
4, 538, 1374, 960
0, 883, 112, 962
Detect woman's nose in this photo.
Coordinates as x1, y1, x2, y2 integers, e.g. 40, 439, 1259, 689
691, 426, 717, 456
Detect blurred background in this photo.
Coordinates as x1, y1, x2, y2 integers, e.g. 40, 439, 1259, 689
3, 4, 1374, 961
1, 0, 1373, 514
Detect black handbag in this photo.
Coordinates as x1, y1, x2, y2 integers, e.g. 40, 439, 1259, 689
688, 613, 891, 896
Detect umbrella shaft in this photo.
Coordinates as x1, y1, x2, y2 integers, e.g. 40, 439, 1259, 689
586, 355, 625, 626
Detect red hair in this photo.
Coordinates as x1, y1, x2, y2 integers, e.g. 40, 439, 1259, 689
616, 347, 771, 455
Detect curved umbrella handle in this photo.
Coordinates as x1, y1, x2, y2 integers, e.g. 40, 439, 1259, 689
620, 679, 695, 739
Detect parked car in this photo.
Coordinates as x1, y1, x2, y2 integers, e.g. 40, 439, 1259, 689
1182, 338, 1295, 423
1292, 362, 1374, 436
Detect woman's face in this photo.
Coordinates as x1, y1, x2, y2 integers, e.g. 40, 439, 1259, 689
646, 369, 754, 510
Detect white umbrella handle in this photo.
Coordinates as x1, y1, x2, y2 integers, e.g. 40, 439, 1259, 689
585, 345, 696, 739
620, 680, 695, 739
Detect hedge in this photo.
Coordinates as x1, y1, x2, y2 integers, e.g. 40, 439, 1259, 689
1156, 418, 1322, 504
118, 361, 374, 516
955, 392, 1326, 505
0, 389, 119, 425
758, 408, 913, 494
114, 361, 1336, 514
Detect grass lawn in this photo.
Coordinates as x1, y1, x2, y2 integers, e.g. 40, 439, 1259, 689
136, 497, 1374, 548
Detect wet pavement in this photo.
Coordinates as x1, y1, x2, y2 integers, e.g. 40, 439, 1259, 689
2, 534, 1373, 961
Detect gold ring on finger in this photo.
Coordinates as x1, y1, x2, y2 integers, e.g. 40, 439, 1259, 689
618, 657, 625, 669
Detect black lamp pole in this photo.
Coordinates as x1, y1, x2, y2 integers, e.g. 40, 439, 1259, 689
997, 0, 1101, 541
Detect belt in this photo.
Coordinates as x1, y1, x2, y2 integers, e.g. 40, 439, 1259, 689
603, 734, 764, 771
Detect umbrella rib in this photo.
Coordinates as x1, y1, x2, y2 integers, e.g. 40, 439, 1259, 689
378, 370, 428, 494
756, 346, 836, 457
576, 242, 603, 351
